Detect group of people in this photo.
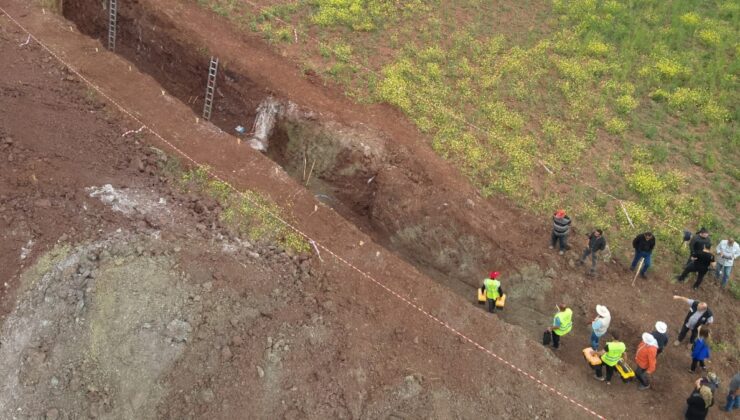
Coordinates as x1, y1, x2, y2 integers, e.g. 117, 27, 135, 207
540, 295, 736, 418
550, 210, 740, 290
475, 289, 737, 417
479, 214, 740, 419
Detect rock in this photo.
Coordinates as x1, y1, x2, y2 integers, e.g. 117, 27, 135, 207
132, 157, 145, 172
256, 366, 265, 378
545, 268, 557, 278
200, 388, 215, 404
400, 375, 423, 399
45, 408, 60, 420
2, 136, 13, 145
321, 300, 337, 314
34, 198, 52, 208
568, 259, 575, 268
221, 346, 233, 361
246, 251, 260, 259
166, 319, 192, 343
465, 198, 475, 209
203, 281, 213, 292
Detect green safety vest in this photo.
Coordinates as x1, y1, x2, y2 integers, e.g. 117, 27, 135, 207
553, 308, 573, 336
601, 341, 626, 366
483, 279, 501, 300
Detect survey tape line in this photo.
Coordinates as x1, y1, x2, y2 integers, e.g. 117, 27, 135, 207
0, 8, 607, 419
237, 0, 684, 237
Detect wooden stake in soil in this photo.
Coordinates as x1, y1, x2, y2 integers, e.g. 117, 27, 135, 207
305, 159, 316, 186
631, 258, 644, 287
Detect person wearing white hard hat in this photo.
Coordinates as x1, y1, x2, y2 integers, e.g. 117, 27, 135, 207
635, 332, 659, 390
590, 305, 611, 350
652, 321, 669, 355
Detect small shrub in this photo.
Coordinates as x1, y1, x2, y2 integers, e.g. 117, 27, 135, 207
627, 165, 666, 196
679, 12, 701, 27
615, 94, 638, 114
697, 29, 721, 47
605, 117, 628, 134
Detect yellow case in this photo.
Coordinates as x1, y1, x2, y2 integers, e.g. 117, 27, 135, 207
496, 294, 506, 308
477, 289, 486, 304
616, 359, 636, 379
582, 348, 602, 366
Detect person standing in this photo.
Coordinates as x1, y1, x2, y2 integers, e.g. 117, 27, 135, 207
677, 244, 715, 290
724, 372, 740, 412
690, 328, 711, 373
715, 238, 740, 288
548, 304, 573, 350
685, 378, 713, 420
635, 332, 659, 390
631, 232, 656, 278
550, 209, 571, 255
480, 272, 503, 314
593, 331, 626, 385
688, 228, 711, 264
673, 296, 714, 346
577, 229, 606, 276
590, 305, 611, 350
651, 321, 669, 355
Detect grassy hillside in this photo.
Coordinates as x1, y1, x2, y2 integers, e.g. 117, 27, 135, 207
195, 0, 739, 277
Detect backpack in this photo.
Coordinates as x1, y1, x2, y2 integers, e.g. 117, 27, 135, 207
542, 329, 552, 346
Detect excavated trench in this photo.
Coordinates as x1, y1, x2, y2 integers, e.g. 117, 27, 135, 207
61, 0, 558, 333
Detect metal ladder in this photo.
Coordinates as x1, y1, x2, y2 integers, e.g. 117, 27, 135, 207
202, 56, 219, 121
107, 0, 117, 51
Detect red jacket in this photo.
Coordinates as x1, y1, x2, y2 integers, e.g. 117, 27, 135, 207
635, 342, 658, 374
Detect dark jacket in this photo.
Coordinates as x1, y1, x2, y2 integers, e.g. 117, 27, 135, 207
651, 330, 668, 354
633, 234, 655, 253
685, 393, 709, 420
552, 216, 571, 237
587, 233, 606, 252
683, 301, 713, 330
689, 234, 712, 257
691, 251, 715, 272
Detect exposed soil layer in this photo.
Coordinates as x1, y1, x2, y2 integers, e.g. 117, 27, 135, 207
61, 0, 532, 298
1, 1, 738, 419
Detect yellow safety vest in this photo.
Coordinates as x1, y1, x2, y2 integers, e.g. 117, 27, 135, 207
553, 308, 573, 336
601, 341, 626, 366
483, 279, 501, 300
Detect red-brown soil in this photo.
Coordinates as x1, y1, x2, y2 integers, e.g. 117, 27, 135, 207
0, 1, 737, 419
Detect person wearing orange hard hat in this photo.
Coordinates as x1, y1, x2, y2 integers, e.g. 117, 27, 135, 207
481, 271, 504, 313
550, 209, 572, 255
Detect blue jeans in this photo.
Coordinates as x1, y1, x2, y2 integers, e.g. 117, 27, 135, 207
551, 232, 568, 251
590, 331, 601, 350
715, 264, 732, 287
725, 392, 740, 411
630, 251, 652, 275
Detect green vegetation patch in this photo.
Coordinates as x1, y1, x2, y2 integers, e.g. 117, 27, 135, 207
177, 164, 310, 254
197, 0, 738, 276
